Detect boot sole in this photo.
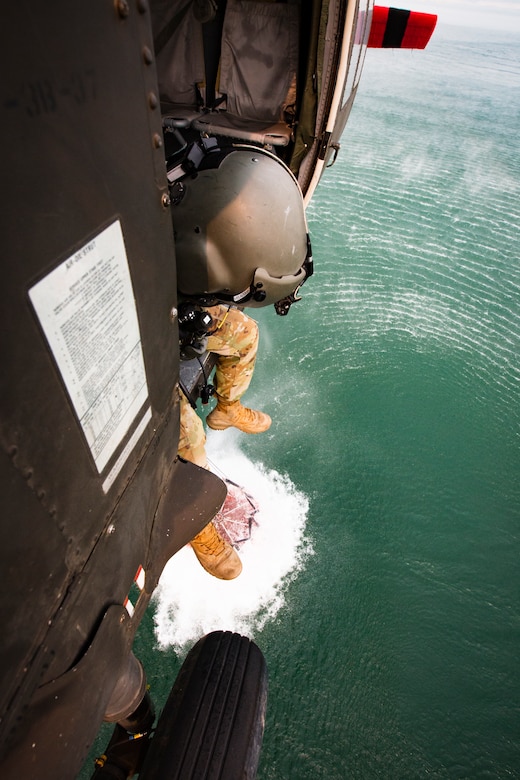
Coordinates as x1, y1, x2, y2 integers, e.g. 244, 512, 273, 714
207, 421, 270, 434
206, 418, 231, 431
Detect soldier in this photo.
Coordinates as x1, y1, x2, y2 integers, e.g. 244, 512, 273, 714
179, 305, 269, 580
172, 146, 313, 580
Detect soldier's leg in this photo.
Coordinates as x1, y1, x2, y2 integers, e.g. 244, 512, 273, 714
178, 390, 242, 579
178, 392, 208, 469
205, 306, 271, 433
206, 305, 259, 401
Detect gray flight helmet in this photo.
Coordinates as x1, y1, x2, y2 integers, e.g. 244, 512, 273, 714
172, 146, 312, 309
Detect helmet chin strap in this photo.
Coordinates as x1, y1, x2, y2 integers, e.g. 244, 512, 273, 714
274, 287, 302, 316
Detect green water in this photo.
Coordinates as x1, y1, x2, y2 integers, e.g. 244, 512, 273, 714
248, 24, 520, 779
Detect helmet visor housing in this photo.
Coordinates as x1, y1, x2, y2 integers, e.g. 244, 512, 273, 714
173, 147, 312, 307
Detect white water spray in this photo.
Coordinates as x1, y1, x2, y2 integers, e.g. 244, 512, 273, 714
152, 429, 312, 654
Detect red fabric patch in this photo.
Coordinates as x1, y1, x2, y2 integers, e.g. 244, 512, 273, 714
401, 11, 438, 49
367, 5, 390, 48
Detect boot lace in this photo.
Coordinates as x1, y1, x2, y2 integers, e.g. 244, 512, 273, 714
195, 525, 227, 556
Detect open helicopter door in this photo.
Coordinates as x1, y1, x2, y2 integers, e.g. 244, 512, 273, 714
0, 2, 266, 778
296, 1, 437, 204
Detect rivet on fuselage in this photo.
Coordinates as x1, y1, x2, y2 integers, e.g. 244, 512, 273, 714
115, 0, 129, 18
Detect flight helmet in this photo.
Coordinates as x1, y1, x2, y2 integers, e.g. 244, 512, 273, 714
171, 144, 313, 313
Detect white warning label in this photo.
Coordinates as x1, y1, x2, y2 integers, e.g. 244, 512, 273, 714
29, 220, 149, 474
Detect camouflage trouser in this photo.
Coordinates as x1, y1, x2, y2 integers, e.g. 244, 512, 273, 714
178, 305, 259, 467
179, 392, 208, 468
205, 305, 259, 403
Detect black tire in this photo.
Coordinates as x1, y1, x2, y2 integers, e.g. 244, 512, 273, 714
139, 631, 268, 779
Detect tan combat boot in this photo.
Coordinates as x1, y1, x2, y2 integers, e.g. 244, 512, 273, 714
190, 522, 242, 580
206, 400, 271, 434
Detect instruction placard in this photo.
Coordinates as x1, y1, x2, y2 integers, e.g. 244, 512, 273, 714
29, 220, 149, 474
